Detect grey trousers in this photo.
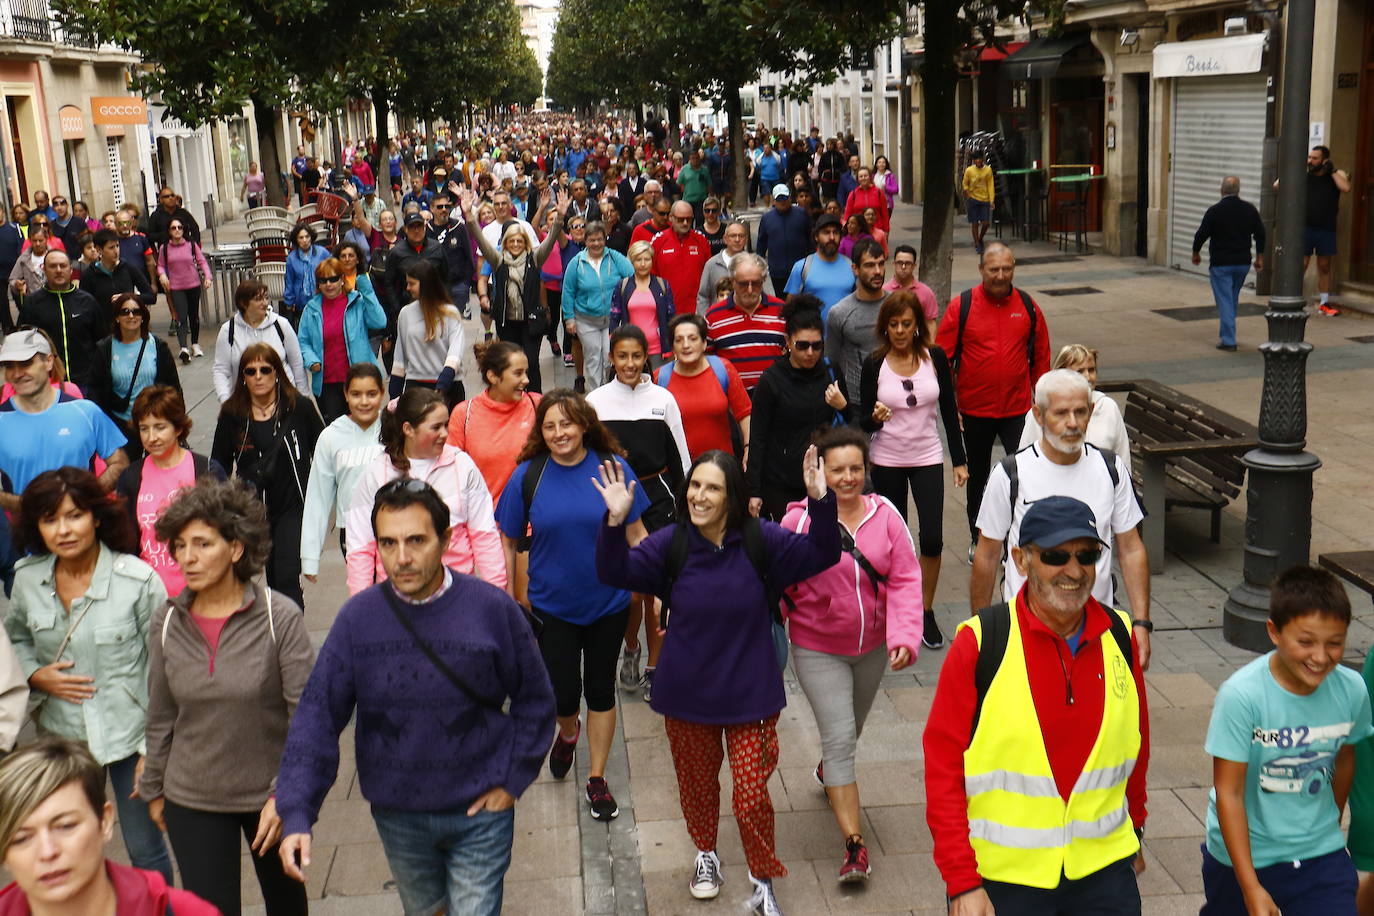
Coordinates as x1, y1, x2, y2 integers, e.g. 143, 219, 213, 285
791, 643, 889, 786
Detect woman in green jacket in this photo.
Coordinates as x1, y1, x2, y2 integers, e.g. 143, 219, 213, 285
4, 466, 173, 883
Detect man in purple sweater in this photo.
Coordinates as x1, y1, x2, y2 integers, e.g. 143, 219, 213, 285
275, 480, 555, 916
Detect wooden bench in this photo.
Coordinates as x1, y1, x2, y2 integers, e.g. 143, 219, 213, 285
1098, 379, 1259, 573
1318, 552, 1374, 606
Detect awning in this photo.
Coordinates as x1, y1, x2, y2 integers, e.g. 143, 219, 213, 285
1152, 33, 1267, 78
1001, 34, 1092, 80
981, 42, 1027, 61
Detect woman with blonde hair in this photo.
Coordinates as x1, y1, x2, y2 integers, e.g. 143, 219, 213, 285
1018, 343, 1131, 466
609, 240, 674, 367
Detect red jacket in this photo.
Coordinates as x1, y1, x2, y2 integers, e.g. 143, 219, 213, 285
651, 229, 711, 316
842, 184, 890, 233
922, 589, 1149, 897
0, 860, 221, 915
934, 284, 1051, 418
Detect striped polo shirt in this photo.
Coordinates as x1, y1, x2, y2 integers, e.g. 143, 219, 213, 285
705, 294, 787, 392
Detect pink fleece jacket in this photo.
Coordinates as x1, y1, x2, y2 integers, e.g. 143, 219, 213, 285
344, 445, 506, 593
780, 493, 923, 657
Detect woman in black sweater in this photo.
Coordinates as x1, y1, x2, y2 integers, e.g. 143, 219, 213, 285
746, 296, 851, 521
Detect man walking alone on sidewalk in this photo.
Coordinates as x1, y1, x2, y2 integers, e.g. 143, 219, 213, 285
1192, 177, 1264, 352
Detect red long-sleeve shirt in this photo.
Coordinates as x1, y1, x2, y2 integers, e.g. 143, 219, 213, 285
935, 284, 1051, 418
842, 184, 890, 233
922, 590, 1150, 898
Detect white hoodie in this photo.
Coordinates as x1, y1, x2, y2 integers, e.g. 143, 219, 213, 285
211, 309, 310, 401
299, 413, 384, 576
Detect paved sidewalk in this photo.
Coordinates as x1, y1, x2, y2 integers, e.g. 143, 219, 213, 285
79, 204, 1374, 913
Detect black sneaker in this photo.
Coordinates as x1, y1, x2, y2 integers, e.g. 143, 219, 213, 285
922, 611, 946, 650
548, 723, 579, 779
586, 776, 619, 821
574, 375, 586, 394
641, 667, 655, 703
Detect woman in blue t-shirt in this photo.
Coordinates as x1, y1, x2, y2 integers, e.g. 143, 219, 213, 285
494, 388, 647, 825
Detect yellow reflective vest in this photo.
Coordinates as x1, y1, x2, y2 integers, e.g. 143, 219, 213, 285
958, 598, 1140, 889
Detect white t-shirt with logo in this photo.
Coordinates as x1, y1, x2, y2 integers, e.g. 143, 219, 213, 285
975, 443, 1142, 607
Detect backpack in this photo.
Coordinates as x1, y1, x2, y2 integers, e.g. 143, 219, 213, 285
656, 356, 745, 457
999, 442, 1118, 512
820, 357, 845, 427
950, 286, 1040, 380
969, 600, 1133, 739
228, 315, 288, 347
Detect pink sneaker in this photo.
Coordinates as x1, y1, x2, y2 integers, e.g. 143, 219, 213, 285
839, 837, 871, 883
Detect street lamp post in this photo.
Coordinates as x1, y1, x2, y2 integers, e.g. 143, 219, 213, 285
1222, 0, 1322, 650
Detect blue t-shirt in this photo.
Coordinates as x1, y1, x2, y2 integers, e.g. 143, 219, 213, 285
1204, 652, 1374, 868
109, 338, 159, 421
785, 254, 856, 319
495, 451, 647, 625
0, 397, 126, 493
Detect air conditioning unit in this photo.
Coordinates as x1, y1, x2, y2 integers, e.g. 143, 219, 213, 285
1224, 16, 1248, 35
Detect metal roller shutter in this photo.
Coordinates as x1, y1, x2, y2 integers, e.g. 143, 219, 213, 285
1168, 75, 1266, 276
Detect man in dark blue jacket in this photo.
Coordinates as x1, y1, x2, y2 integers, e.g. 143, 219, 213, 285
755, 187, 813, 294
0, 209, 23, 331
1192, 176, 1264, 352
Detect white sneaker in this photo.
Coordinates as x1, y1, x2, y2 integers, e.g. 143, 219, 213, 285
192, 344, 205, 358
689, 850, 722, 900
748, 874, 783, 915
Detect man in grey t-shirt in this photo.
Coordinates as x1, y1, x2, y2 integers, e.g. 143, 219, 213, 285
824, 238, 888, 397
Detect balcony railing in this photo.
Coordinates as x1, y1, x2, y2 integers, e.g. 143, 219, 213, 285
1, 0, 102, 47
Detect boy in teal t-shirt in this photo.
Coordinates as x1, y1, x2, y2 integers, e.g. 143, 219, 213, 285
1202, 565, 1372, 915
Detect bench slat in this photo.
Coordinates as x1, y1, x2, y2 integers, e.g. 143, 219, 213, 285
1318, 551, 1374, 596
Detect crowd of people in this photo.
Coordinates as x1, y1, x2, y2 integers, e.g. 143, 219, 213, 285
0, 114, 1367, 916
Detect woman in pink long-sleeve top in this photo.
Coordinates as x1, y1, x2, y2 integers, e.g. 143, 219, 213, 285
156, 218, 211, 363
779, 425, 923, 886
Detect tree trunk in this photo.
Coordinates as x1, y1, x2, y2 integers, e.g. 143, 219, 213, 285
251, 95, 288, 207
667, 90, 682, 150
919, 2, 958, 306
371, 84, 391, 194
724, 83, 748, 212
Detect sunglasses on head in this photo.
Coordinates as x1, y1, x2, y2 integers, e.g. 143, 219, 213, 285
791, 339, 824, 352
1032, 546, 1103, 567
901, 378, 917, 407
243, 365, 276, 377
378, 477, 433, 498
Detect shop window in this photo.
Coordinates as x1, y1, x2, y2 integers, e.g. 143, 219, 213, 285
106, 138, 125, 208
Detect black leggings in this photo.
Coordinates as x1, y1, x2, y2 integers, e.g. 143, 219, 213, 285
871, 463, 945, 557
961, 413, 1027, 538
497, 318, 545, 394
318, 382, 347, 425
163, 799, 308, 916
267, 507, 304, 610
169, 286, 202, 349
533, 605, 630, 718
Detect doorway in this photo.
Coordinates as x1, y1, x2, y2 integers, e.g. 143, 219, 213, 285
6, 97, 31, 202
1352, 12, 1374, 284
1047, 79, 1104, 233
1133, 74, 1150, 259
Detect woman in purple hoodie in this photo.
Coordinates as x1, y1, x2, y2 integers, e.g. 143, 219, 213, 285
779, 425, 923, 885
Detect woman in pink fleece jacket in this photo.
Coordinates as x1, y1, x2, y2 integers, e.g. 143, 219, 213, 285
343, 387, 506, 594
780, 425, 923, 885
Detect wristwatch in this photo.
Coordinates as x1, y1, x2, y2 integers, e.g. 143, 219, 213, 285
1131, 618, 1154, 633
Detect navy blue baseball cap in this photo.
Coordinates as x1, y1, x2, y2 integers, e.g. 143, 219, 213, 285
1018, 496, 1106, 548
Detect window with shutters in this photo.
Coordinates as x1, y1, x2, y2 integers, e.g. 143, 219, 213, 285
106, 137, 125, 208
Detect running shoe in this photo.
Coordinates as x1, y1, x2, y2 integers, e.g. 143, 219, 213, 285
813, 761, 824, 788
923, 611, 946, 650
550, 339, 563, 358
574, 375, 586, 394
618, 644, 642, 690
748, 875, 784, 916
192, 344, 205, 358
547, 723, 579, 779
689, 850, 723, 899
838, 837, 871, 883
178, 347, 191, 365
563, 353, 575, 368
168, 320, 180, 336
641, 667, 655, 703
1318, 303, 1340, 317
586, 777, 619, 821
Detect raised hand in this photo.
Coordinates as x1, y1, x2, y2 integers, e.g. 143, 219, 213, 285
801, 444, 827, 501
590, 458, 637, 526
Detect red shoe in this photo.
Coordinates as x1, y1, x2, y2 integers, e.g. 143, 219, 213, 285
839, 836, 871, 883
1318, 303, 1341, 317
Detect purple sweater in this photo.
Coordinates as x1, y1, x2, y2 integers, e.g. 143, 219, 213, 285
275, 574, 555, 835
596, 494, 840, 724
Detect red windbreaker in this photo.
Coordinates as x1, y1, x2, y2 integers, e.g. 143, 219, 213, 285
934, 284, 1051, 418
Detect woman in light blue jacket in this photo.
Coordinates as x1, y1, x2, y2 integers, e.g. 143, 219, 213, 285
283, 223, 331, 325
561, 220, 633, 392
4, 466, 173, 883
297, 256, 387, 423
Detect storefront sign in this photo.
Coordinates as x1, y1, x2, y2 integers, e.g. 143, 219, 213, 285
90, 96, 148, 125
1152, 33, 1266, 78
58, 105, 84, 140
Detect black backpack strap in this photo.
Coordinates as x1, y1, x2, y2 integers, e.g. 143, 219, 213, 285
275, 317, 288, 344
951, 288, 974, 374
1000, 451, 1019, 514
971, 601, 1012, 739
1087, 442, 1120, 488
1016, 287, 1039, 379
228, 318, 235, 346
660, 522, 691, 630
1105, 608, 1135, 673
521, 453, 551, 521
741, 517, 785, 624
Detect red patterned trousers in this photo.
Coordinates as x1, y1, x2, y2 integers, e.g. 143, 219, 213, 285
662, 713, 786, 879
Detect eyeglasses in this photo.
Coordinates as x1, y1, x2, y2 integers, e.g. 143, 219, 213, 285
377, 477, 433, 498
901, 378, 917, 407
52, 199, 66, 206
734, 279, 763, 289
318, 275, 342, 283
433, 203, 450, 209
169, 225, 183, 231
242, 365, 276, 377
704, 207, 719, 214
1032, 546, 1103, 567
118, 308, 143, 317
791, 339, 824, 352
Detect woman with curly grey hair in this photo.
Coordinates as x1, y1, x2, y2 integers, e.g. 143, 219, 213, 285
138, 477, 315, 916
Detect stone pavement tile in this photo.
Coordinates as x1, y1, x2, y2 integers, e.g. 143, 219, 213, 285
1146, 672, 1218, 708
620, 693, 663, 739
1145, 894, 1210, 914
1146, 789, 1207, 838
244, 893, 401, 915
1173, 785, 1211, 822
850, 762, 923, 808
816, 850, 944, 913
514, 779, 581, 829
774, 808, 879, 862
1149, 706, 1214, 747
779, 765, 836, 812
239, 844, 333, 903
884, 686, 937, 724
506, 824, 583, 881
1137, 843, 1184, 895
865, 803, 933, 855
504, 875, 583, 913
853, 722, 922, 765
778, 725, 825, 770
625, 734, 674, 774
1146, 836, 1206, 894
629, 773, 686, 822
311, 798, 380, 847
322, 842, 397, 897
1147, 745, 1214, 790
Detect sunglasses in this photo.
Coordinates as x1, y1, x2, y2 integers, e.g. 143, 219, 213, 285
901, 378, 917, 407
52, 199, 67, 206
118, 308, 143, 317
1032, 547, 1103, 567
169, 225, 183, 231
242, 365, 276, 377
433, 203, 451, 209
704, 207, 720, 214
735, 279, 763, 289
791, 339, 824, 352
378, 477, 433, 498
318, 275, 342, 283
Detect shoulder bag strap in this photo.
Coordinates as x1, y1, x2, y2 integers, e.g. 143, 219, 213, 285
122, 337, 150, 403
380, 582, 505, 714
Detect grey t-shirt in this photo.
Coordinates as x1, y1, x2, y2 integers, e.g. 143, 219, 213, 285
825, 291, 890, 397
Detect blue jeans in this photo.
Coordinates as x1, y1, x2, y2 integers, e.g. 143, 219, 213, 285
372, 805, 515, 916
1201, 844, 1356, 915
106, 753, 174, 884
449, 281, 471, 316
1209, 263, 1250, 347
